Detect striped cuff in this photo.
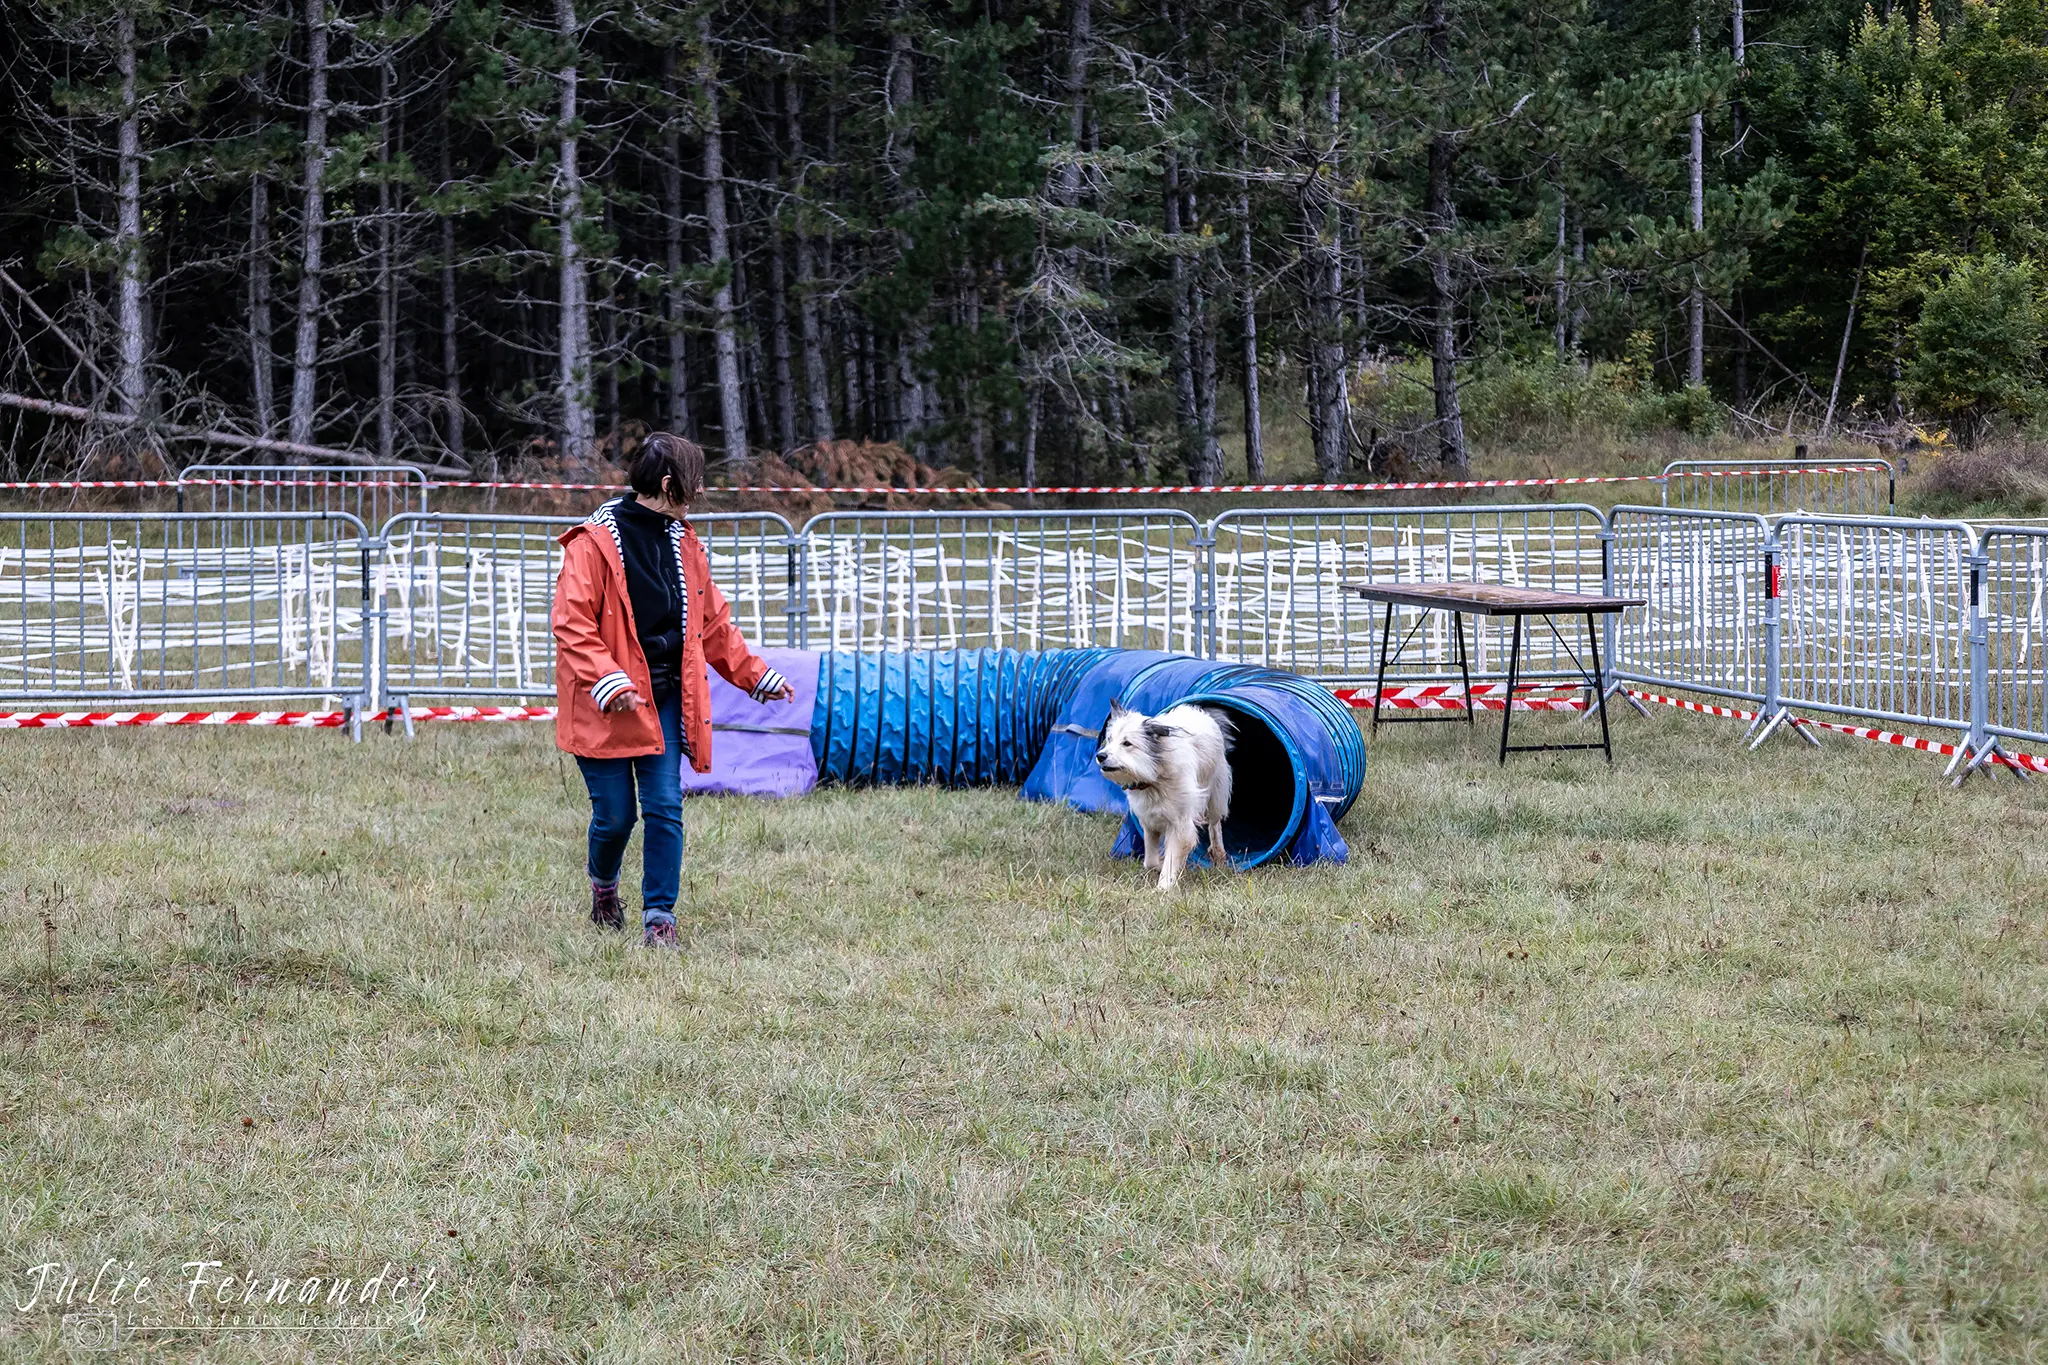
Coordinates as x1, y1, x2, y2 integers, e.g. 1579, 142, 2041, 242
590, 671, 633, 710
749, 667, 788, 703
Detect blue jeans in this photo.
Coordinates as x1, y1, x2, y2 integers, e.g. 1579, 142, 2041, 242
575, 693, 684, 928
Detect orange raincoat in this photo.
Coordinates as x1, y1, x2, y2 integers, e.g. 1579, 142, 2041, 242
550, 505, 776, 767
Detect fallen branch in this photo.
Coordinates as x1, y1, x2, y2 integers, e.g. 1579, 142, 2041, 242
0, 266, 112, 389
1707, 299, 1826, 407
0, 392, 465, 475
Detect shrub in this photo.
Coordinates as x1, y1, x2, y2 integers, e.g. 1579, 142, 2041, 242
1915, 444, 2048, 516
1889, 254, 2048, 444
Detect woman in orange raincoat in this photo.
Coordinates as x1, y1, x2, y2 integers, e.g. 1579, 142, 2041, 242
551, 433, 794, 947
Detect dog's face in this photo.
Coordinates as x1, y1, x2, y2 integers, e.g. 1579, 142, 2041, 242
1096, 703, 1173, 789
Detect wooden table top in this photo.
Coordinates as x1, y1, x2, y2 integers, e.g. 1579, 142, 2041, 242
1345, 581, 1648, 616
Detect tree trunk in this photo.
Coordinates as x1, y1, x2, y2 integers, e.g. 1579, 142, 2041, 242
1022, 383, 1040, 499
698, 15, 747, 462
660, 51, 692, 440
1165, 153, 1203, 481
1554, 196, 1569, 359
601, 260, 619, 455
1688, 25, 1705, 389
964, 271, 986, 480
1731, 0, 1747, 151
1056, 0, 1092, 323
249, 174, 274, 434
783, 73, 833, 444
289, 0, 330, 450
767, 230, 796, 454
1572, 223, 1587, 360
883, 10, 927, 453
1192, 198, 1221, 484
736, 246, 771, 451
1425, 0, 1467, 469
842, 302, 865, 439
114, 13, 147, 419
375, 13, 396, 463
1110, 373, 1138, 479
1821, 246, 1868, 439
795, 235, 833, 445
1308, 0, 1350, 478
438, 111, 463, 462
1733, 298, 1749, 407
1236, 138, 1262, 480
1059, 0, 1090, 211
555, 0, 593, 467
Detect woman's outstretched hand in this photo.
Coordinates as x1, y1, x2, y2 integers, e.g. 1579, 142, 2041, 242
761, 681, 796, 703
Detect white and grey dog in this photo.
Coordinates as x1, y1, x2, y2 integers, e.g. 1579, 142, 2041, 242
1095, 702, 1235, 891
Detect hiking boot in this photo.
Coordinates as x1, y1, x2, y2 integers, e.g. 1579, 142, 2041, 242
589, 879, 624, 931
640, 921, 680, 950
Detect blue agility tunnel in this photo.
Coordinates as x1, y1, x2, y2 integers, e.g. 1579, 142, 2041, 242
787, 647, 1365, 869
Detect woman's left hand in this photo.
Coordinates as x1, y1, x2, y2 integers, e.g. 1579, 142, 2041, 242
762, 681, 796, 703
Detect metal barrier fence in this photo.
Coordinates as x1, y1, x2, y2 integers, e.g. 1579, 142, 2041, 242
375, 512, 797, 715
800, 510, 1204, 654
1660, 458, 1894, 516
1608, 506, 1770, 703
0, 501, 2041, 780
0, 511, 370, 708
1773, 515, 1976, 736
1209, 505, 1607, 683
178, 464, 431, 529
1980, 526, 2048, 749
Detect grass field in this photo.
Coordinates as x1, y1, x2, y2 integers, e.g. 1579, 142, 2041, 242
2, 711, 2045, 1362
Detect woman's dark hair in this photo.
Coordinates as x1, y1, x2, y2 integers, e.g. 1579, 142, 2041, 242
627, 432, 706, 503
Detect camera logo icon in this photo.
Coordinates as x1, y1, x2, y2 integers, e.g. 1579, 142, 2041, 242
61, 1311, 123, 1352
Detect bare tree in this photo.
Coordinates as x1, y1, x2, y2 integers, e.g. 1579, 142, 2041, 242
1423, 0, 1468, 469
289, 0, 333, 449
696, 11, 746, 461
1688, 22, 1706, 389
554, 0, 593, 466
113, 11, 148, 418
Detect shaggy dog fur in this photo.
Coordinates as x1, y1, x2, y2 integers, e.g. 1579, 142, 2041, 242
1095, 702, 1234, 891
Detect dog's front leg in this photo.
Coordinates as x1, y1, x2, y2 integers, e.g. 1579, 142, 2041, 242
1155, 827, 1191, 892
1141, 823, 1162, 875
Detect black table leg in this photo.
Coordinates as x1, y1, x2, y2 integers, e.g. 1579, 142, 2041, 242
1588, 611, 1613, 763
1499, 613, 1523, 766
1372, 601, 1394, 734
1454, 610, 1474, 729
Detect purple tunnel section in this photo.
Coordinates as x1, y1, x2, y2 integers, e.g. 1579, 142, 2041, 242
678, 648, 824, 799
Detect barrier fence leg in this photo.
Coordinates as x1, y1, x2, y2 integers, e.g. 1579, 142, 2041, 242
353, 538, 379, 743
1746, 541, 1820, 750
783, 533, 807, 650
1952, 552, 2023, 785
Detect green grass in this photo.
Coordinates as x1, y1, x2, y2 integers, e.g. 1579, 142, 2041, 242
2, 712, 2045, 1362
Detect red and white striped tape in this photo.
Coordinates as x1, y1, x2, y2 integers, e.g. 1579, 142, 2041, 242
16, 685, 2038, 778
0, 708, 350, 728
0, 464, 1891, 497
397, 705, 557, 723
1329, 682, 1589, 712
1334, 684, 2048, 773
0, 704, 556, 728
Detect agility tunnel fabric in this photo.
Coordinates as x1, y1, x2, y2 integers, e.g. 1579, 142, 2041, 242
678, 647, 824, 798
685, 647, 1365, 869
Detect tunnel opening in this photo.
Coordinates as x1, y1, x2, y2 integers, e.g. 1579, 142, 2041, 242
1189, 696, 1307, 868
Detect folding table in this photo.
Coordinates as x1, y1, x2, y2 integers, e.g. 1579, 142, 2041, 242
1346, 582, 1647, 764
